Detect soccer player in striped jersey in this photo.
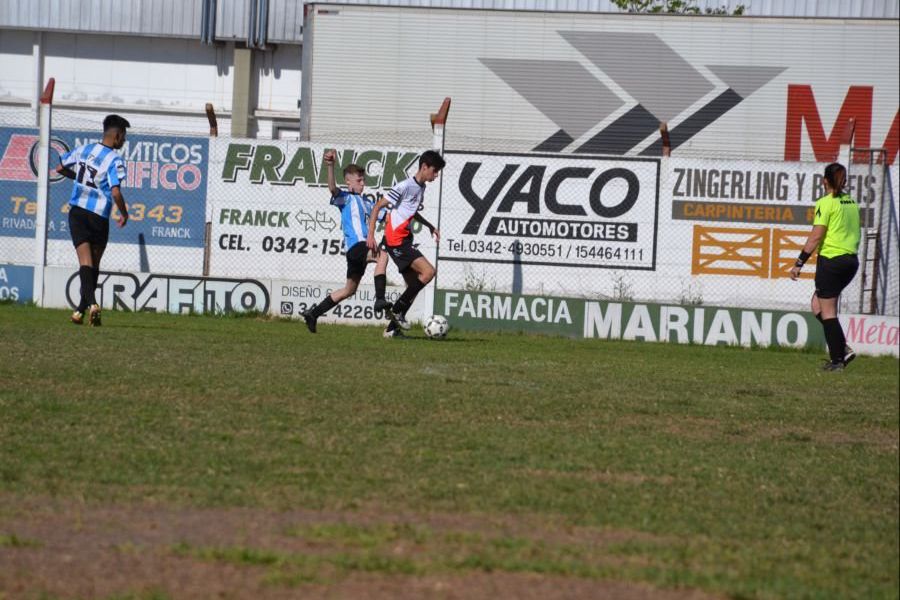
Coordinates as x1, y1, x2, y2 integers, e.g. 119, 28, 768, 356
301, 149, 383, 333
367, 150, 444, 338
55, 114, 130, 326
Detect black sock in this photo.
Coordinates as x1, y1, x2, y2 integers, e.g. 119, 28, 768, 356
77, 266, 93, 312
822, 318, 846, 364
374, 274, 386, 300
90, 267, 100, 306
393, 278, 425, 315
814, 312, 823, 324
311, 295, 338, 317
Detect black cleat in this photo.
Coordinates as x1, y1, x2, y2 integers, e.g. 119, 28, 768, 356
822, 361, 845, 372
842, 345, 856, 367
300, 309, 317, 333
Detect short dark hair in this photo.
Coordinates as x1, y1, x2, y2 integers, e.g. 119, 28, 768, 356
103, 114, 131, 133
343, 163, 365, 178
419, 150, 445, 171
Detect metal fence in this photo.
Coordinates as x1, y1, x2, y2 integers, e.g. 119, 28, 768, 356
1, 100, 897, 317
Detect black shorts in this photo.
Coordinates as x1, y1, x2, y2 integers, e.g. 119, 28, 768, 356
384, 239, 423, 273
345, 241, 369, 279
815, 254, 859, 299
69, 205, 109, 249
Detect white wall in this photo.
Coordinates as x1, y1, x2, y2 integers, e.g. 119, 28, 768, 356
0, 30, 301, 138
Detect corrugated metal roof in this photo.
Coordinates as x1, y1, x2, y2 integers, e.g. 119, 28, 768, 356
0, 0, 896, 44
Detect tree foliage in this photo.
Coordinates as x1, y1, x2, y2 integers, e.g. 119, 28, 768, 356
611, 0, 746, 15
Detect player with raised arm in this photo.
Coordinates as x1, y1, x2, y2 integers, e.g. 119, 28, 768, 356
366, 150, 445, 338
56, 114, 130, 326
300, 150, 380, 333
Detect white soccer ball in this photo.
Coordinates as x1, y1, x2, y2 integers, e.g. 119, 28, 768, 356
423, 315, 450, 339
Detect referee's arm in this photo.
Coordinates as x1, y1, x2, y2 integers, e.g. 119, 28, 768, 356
789, 225, 827, 280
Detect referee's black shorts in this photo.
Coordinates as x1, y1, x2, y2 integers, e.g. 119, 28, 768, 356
68, 205, 109, 249
815, 254, 859, 299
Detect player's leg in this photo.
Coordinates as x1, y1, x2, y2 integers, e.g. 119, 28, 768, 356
815, 255, 859, 369
69, 205, 101, 323
85, 217, 109, 326
390, 256, 435, 327
302, 242, 366, 333
71, 242, 94, 322
373, 248, 390, 311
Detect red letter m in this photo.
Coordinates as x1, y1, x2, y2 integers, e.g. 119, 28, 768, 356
784, 85, 873, 163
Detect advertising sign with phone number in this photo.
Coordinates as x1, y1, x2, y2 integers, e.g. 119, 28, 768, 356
0, 127, 207, 248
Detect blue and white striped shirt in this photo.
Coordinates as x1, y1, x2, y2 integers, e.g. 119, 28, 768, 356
331, 190, 373, 249
60, 143, 127, 219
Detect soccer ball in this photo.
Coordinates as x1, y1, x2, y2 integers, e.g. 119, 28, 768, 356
423, 315, 450, 339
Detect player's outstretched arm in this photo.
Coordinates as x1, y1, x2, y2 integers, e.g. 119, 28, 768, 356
367, 197, 390, 250
413, 212, 440, 243
111, 186, 129, 228
324, 149, 339, 196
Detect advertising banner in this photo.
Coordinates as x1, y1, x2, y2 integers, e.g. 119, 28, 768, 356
439, 151, 659, 270
0, 263, 33, 303
42, 266, 269, 315
207, 140, 436, 284
435, 289, 900, 356
0, 127, 208, 248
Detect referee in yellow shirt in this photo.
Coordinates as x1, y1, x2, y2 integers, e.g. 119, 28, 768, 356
790, 162, 861, 371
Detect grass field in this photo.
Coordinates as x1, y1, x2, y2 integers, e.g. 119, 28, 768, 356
0, 303, 897, 600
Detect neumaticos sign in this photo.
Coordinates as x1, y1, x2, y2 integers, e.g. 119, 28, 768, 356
439, 151, 659, 270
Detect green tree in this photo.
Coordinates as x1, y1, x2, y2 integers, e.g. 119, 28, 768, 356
611, 0, 746, 15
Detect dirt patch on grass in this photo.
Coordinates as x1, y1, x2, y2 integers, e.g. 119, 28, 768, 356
0, 495, 720, 600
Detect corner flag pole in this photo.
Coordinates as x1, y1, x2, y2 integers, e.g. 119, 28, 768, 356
33, 77, 55, 307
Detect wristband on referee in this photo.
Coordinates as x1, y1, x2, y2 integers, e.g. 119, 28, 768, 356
795, 250, 811, 268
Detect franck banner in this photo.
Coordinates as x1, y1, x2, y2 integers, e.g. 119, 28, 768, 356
207, 140, 433, 281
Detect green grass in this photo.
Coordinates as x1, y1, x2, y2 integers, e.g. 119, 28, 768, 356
1, 303, 898, 599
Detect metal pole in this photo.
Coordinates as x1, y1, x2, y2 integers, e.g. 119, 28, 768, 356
33, 78, 55, 307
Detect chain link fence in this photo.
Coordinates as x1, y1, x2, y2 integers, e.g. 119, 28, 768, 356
1, 100, 897, 317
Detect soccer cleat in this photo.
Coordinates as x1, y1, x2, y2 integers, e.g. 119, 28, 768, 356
843, 345, 856, 367
382, 303, 411, 330
70, 310, 84, 325
821, 361, 845, 372
88, 304, 102, 327
382, 326, 405, 339
382, 303, 410, 330
300, 309, 318, 334
374, 298, 391, 312
393, 311, 411, 331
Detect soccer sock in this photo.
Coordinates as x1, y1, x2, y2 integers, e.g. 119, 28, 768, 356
393, 278, 425, 315
374, 274, 386, 300
814, 312, 823, 324
311, 295, 338, 317
822, 318, 846, 364
77, 266, 92, 312
89, 267, 100, 306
